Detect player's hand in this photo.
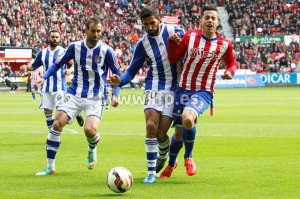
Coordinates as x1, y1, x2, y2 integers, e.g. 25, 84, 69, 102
221, 71, 233, 80
107, 74, 121, 87
20, 65, 27, 73
168, 32, 181, 46
33, 84, 38, 91
111, 96, 119, 107
36, 78, 45, 86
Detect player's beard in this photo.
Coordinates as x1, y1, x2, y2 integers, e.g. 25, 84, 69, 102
147, 26, 160, 36
49, 41, 59, 48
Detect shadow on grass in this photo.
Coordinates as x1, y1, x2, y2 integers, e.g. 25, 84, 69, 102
133, 177, 191, 185
92, 193, 128, 197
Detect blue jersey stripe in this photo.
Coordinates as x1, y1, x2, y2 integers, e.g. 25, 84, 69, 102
80, 43, 89, 98
67, 44, 77, 95
45, 49, 50, 92
163, 27, 178, 90
92, 46, 101, 97
147, 35, 165, 90
52, 50, 59, 92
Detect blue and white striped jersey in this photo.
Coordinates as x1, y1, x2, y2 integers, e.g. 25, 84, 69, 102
32, 46, 66, 92
123, 23, 184, 91
43, 40, 121, 98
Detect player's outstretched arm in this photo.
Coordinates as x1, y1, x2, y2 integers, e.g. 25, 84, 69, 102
107, 74, 121, 86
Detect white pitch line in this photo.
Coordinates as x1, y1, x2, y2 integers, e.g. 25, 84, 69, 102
0, 124, 299, 138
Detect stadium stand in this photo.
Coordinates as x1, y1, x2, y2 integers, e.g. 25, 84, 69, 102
0, 0, 299, 79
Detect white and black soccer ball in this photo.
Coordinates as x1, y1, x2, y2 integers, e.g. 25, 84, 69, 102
107, 167, 133, 193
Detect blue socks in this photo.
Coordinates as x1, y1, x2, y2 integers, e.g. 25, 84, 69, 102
145, 138, 158, 175
45, 114, 54, 130
182, 126, 196, 158
32, 92, 36, 101
46, 128, 61, 170
168, 134, 183, 167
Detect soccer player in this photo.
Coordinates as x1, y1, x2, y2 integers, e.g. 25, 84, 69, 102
108, 6, 184, 183
160, 5, 237, 178
21, 30, 84, 129
27, 70, 42, 101
35, 17, 121, 175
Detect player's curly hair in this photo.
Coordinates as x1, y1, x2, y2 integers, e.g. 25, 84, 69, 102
139, 6, 159, 19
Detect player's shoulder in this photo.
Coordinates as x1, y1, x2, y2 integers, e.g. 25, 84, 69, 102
99, 41, 115, 54
216, 32, 232, 44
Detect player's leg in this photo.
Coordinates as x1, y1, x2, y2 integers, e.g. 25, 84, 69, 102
83, 97, 103, 170
181, 92, 213, 176
104, 88, 110, 109
44, 109, 54, 130
160, 88, 184, 178
156, 91, 174, 173
31, 86, 36, 101
40, 93, 54, 129
36, 111, 70, 176
142, 108, 160, 183
160, 126, 182, 178
84, 116, 101, 170
39, 92, 55, 130
156, 116, 172, 173
181, 109, 197, 176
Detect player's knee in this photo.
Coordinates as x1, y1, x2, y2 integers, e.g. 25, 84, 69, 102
182, 115, 194, 130
52, 120, 63, 131
84, 125, 97, 137
146, 120, 158, 135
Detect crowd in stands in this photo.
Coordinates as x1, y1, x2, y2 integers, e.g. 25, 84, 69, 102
0, 0, 299, 78
223, 0, 299, 72
225, 0, 299, 38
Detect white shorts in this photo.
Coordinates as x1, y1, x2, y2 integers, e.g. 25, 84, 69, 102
39, 91, 65, 110
144, 90, 175, 118
58, 94, 104, 124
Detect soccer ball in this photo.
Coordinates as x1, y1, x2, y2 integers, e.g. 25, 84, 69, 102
107, 167, 133, 193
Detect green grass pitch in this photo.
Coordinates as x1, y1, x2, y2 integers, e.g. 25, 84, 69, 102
0, 87, 299, 199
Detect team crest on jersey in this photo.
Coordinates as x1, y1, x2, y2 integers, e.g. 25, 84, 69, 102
55, 53, 64, 64
94, 55, 102, 64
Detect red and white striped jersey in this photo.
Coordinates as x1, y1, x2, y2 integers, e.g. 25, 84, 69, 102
28, 70, 42, 86
168, 29, 237, 94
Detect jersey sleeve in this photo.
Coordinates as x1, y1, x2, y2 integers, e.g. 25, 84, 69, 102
167, 31, 188, 64
222, 42, 237, 76
119, 41, 147, 87
105, 48, 121, 97
43, 44, 75, 80
174, 26, 185, 38
32, 51, 43, 69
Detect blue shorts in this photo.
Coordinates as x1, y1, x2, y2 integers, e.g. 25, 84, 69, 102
173, 87, 213, 127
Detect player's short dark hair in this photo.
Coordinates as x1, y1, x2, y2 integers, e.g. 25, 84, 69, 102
201, 5, 218, 17
48, 29, 60, 36
86, 17, 102, 29
139, 6, 159, 19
